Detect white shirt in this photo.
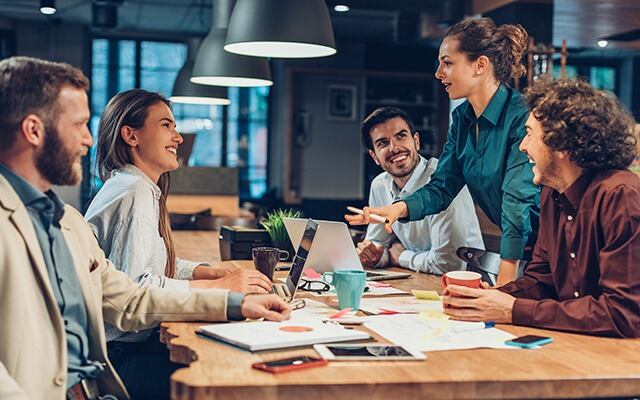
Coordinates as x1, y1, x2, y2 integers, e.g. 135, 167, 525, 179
366, 156, 484, 275
85, 164, 205, 341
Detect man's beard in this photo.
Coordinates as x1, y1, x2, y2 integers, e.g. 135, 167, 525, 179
386, 151, 419, 179
35, 124, 83, 186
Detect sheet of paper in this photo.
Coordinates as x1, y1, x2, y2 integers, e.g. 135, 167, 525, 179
289, 299, 368, 324
364, 314, 515, 352
358, 296, 443, 314
289, 299, 338, 321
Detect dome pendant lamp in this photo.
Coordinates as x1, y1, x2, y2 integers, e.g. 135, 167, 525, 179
191, 0, 273, 87
224, 0, 337, 58
171, 38, 230, 105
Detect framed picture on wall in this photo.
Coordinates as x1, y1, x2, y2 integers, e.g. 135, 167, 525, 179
327, 84, 356, 121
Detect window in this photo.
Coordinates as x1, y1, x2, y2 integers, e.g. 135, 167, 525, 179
85, 37, 269, 207
553, 64, 616, 92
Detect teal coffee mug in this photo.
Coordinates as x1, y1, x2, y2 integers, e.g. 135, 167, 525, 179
322, 270, 367, 310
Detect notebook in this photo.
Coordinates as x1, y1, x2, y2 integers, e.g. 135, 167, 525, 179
198, 320, 370, 351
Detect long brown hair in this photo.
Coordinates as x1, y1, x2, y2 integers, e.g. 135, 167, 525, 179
97, 89, 176, 278
445, 17, 528, 84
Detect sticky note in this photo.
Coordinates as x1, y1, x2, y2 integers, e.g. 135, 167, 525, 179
303, 268, 321, 279
412, 290, 441, 300
419, 310, 450, 320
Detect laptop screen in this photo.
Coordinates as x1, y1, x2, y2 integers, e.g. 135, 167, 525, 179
286, 219, 318, 295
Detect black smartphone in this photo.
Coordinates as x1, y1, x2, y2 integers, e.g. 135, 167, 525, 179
505, 335, 553, 349
252, 356, 328, 373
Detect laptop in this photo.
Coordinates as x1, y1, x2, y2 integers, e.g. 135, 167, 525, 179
283, 218, 411, 281
272, 219, 318, 301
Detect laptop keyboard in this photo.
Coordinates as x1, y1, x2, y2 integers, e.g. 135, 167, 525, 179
272, 284, 289, 298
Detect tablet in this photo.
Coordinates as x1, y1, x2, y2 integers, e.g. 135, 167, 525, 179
313, 343, 426, 361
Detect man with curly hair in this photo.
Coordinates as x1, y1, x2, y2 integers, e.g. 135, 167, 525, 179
442, 77, 640, 338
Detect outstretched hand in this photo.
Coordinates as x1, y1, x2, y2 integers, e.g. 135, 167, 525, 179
344, 202, 408, 233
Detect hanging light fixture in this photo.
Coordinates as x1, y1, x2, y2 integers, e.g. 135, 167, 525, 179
224, 0, 336, 58
191, 0, 272, 87
171, 38, 230, 105
40, 0, 56, 15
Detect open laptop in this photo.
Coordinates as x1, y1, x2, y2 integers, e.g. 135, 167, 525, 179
272, 219, 318, 301
283, 218, 411, 281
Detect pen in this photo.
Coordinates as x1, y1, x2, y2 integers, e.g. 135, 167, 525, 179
347, 206, 389, 224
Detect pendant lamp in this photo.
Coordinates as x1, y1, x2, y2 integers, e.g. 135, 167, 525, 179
171, 38, 231, 105
191, 0, 272, 87
224, 0, 336, 58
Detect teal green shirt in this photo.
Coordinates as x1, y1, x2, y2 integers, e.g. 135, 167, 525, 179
403, 84, 540, 260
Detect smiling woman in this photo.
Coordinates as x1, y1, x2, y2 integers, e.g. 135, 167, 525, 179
83, 89, 273, 397
347, 17, 541, 285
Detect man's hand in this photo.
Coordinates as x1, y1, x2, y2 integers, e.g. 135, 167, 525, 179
241, 294, 292, 321
345, 202, 408, 233
442, 284, 516, 323
388, 241, 405, 266
190, 268, 272, 294
356, 240, 385, 268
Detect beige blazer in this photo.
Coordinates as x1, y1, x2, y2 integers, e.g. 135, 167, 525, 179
0, 174, 230, 399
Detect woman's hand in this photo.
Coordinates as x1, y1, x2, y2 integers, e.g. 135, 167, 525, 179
192, 265, 235, 280
190, 268, 272, 294
344, 202, 409, 233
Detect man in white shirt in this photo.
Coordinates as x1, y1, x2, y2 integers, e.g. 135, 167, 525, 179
357, 107, 484, 275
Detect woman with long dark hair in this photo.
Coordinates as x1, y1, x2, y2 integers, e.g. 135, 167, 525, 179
348, 18, 540, 285
85, 89, 271, 396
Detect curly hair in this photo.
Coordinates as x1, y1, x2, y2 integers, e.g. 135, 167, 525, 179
445, 17, 528, 84
524, 76, 637, 170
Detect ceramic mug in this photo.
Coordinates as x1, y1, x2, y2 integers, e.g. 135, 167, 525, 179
322, 269, 367, 310
252, 247, 289, 280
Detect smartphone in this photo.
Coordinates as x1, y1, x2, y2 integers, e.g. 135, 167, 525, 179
252, 356, 328, 373
314, 343, 426, 361
504, 335, 553, 349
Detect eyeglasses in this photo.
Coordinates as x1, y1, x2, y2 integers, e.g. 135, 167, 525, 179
298, 279, 331, 294
290, 299, 306, 310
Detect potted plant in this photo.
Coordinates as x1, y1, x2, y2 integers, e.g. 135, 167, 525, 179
260, 209, 300, 261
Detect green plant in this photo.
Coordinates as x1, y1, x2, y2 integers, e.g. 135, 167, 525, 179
260, 209, 301, 242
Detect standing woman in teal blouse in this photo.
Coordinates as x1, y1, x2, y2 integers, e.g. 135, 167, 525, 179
348, 18, 540, 285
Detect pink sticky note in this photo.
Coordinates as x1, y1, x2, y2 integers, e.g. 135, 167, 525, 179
329, 308, 353, 319
303, 268, 321, 279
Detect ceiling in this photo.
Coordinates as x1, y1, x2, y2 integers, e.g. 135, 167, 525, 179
0, 0, 638, 51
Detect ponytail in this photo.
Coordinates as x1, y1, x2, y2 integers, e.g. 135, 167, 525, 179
445, 17, 528, 83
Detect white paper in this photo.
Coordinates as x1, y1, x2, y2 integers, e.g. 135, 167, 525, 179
358, 296, 443, 314
290, 299, 369, 324
364, 314, 515, 352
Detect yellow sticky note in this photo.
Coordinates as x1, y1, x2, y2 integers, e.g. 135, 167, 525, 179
412, 289, 441, 301
419, 310, 450, 321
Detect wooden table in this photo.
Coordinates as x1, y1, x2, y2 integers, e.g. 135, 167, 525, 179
164, 231, 640, 399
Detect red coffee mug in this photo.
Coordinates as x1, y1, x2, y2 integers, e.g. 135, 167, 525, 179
441, 271, 482, 290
